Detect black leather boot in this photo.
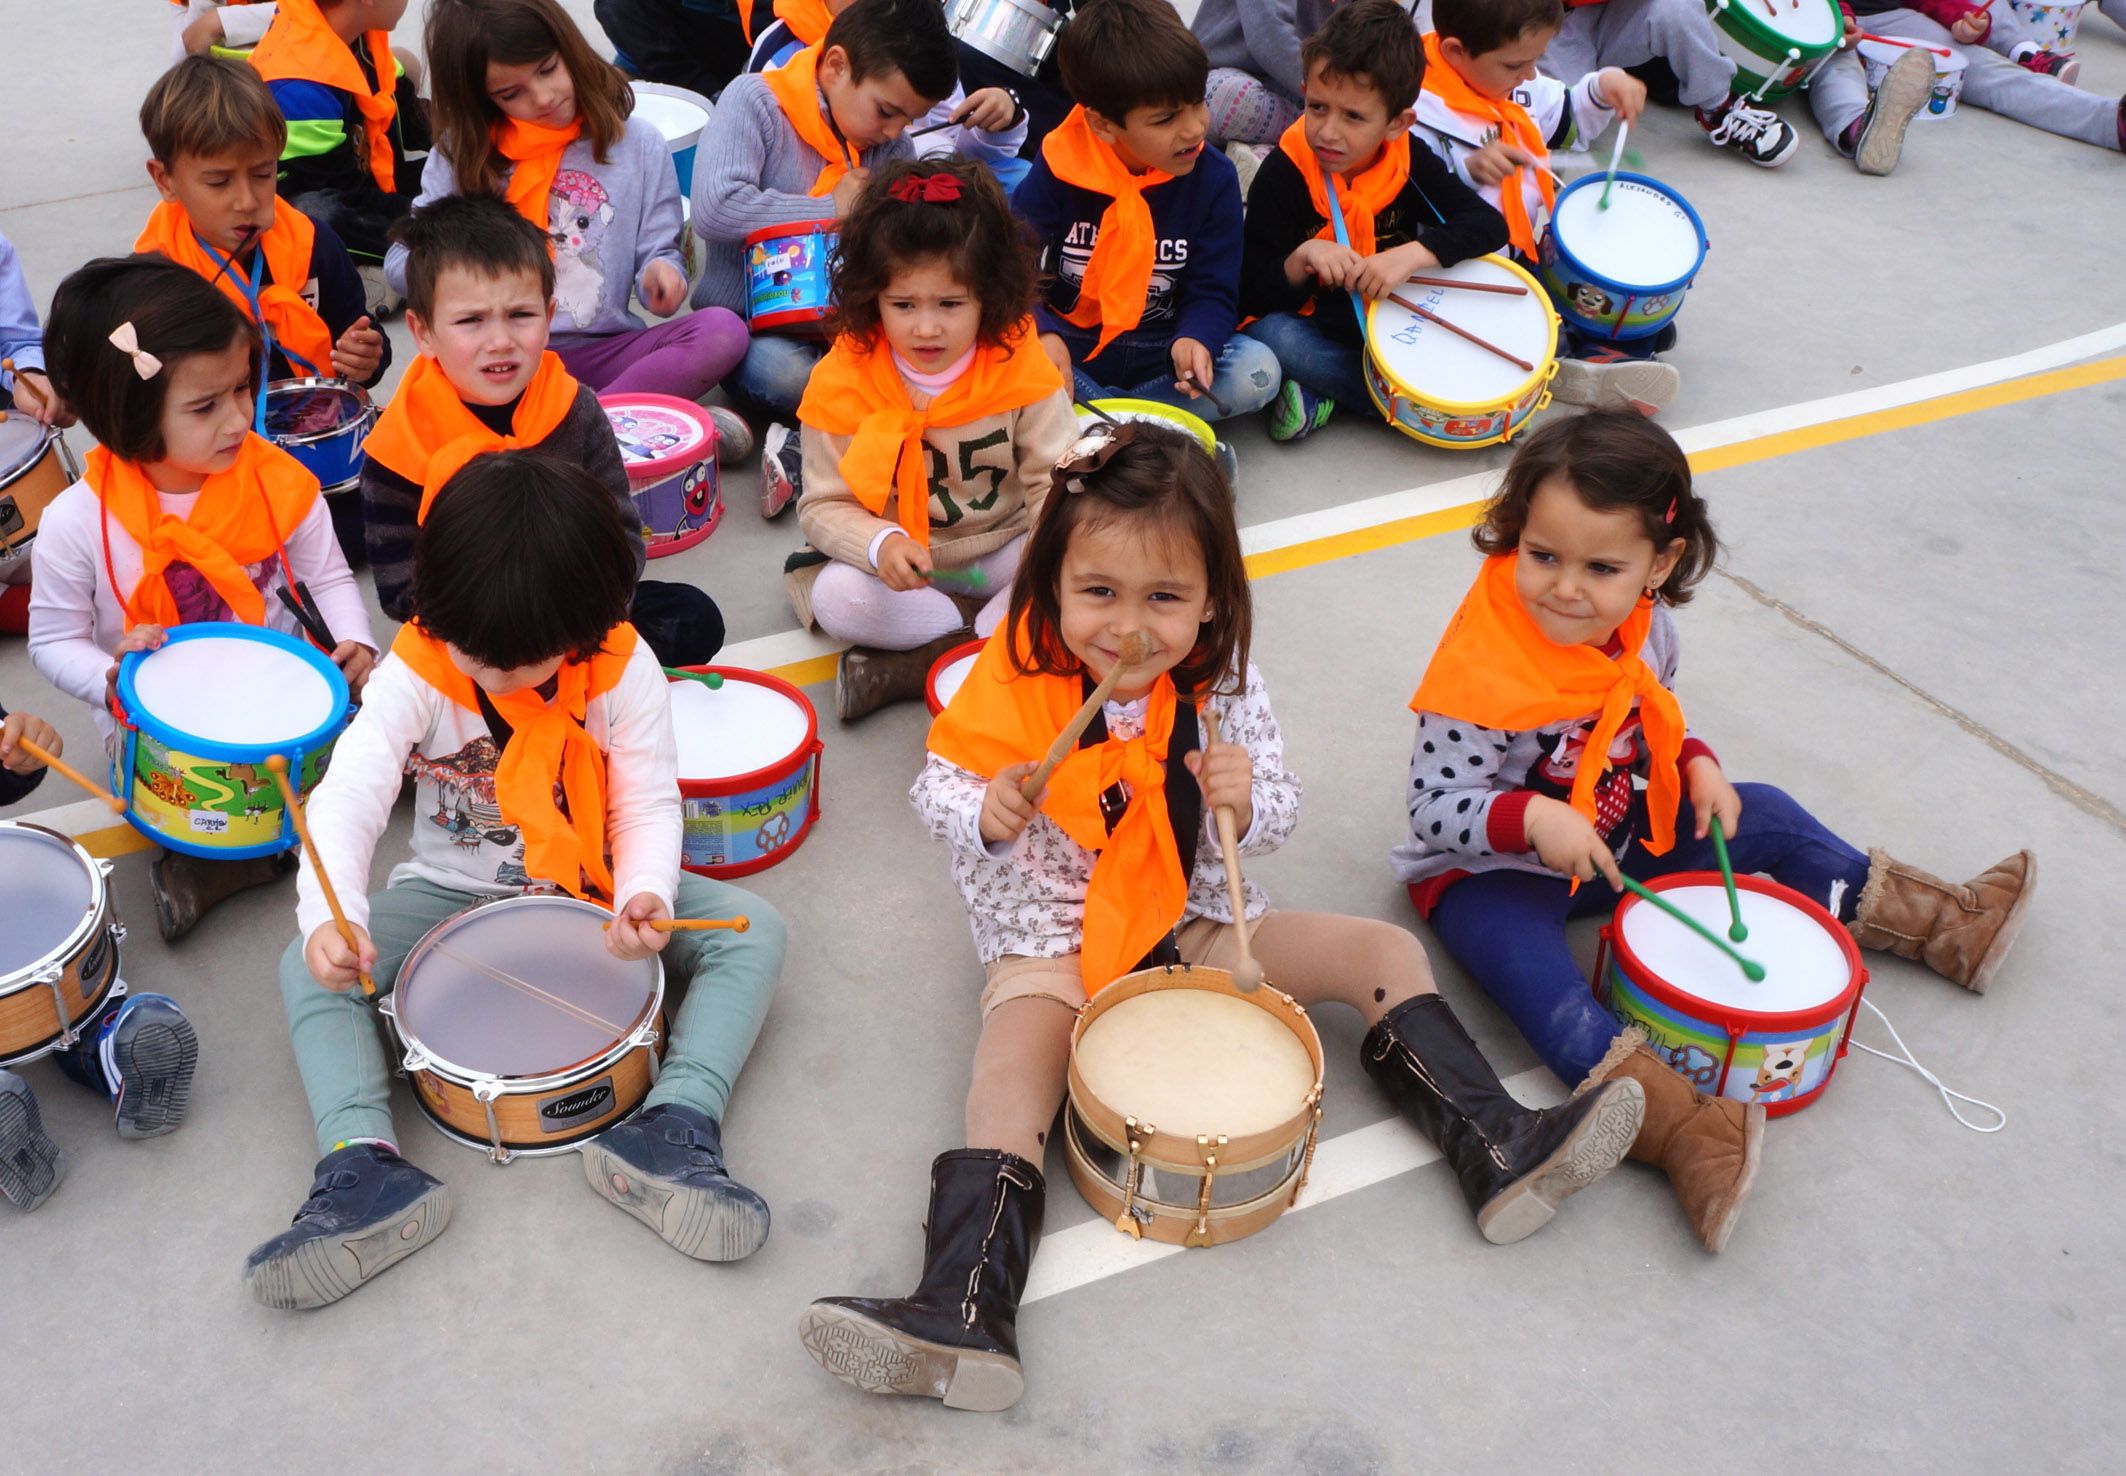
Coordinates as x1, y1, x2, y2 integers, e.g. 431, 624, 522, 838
1362, 994, 1644, 1245
798, 1149, 1043, 1412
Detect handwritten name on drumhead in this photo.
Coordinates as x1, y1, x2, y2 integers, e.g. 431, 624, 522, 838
1388, 287, 1448, 348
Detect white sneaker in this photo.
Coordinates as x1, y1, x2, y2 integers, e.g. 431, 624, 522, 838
760, 422, 801, 518
1702, 99, 1800, 168
1551, 355, 1681, 415
1854, 48, 1934, 178
704, 405, 755, 465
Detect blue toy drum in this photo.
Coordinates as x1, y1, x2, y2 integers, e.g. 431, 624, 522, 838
1537, 173, 1708, 342
262, 378, 374, 494
114, 623, 352, 860
667, 667, 822, 878
744, 220, 837, 334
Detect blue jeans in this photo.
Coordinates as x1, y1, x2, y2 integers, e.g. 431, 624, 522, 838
726, 333, 825, 423
1426, 783, 1869, 1088
1069, 332, 1281, 424
1243, 312, 1371, 409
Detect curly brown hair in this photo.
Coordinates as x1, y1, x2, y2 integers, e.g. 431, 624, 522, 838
824, 158, 1041, 349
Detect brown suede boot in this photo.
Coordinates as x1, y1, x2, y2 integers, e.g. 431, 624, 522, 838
1580, 1030, 1763, 1254
151, 848, 298, 942
834, 630, 970, 723
1847, 849, 2037, 995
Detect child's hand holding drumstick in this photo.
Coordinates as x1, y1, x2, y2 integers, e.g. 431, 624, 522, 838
981, 632, 1155, 843
0, 710, 65, 778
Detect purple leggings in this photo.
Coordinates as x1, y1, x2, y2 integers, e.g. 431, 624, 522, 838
554, 308, 749, 400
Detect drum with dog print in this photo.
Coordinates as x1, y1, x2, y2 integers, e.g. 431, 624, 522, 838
1538, 173, 1709, 343
667, 667, 823, 878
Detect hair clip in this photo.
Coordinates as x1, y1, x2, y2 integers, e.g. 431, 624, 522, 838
888, 171, 964, 204
1664, 495, 1678, 525
107, 322, 163, 381
1052, 421, 1136, 496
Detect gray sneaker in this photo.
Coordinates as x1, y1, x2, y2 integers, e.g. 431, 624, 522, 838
705, 404, 755, 465
0, 1070, 64, 1212
1854, 48, 1934, 177
760, 422, 801, 518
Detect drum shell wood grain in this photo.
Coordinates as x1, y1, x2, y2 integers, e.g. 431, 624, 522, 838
0, 824, 124, 1065
407, 1019, 664, 1153
0, 423, 76, 560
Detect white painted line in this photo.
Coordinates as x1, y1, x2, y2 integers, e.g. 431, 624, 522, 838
15, 796, 124, 840
714, 624, 842, 674
1025, 1065, 1565, 1304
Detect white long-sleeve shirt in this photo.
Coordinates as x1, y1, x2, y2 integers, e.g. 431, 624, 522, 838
292, 638, 681, 941
1413, 73, 1618, 246
26, 471, 374, 745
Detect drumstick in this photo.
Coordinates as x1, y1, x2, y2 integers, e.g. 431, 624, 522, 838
1181, 373, 1233, 419
276, 585, 335, 653
426, 941, 626, 1035
1616, 874, 1767, 982
925, 565, 990, 592
663, 666, 726, 690
1399, 274, 1528, 298
12, 737, 126, 813
603, 916, 751, 934
906, 117, 959, 138
1076, 401, 1123, 426
1708, 815, 1749, 943
1859, 32, 1953, 56
1598, 121, 1629, 209
1207, 704, 1262, 994
1019, 630, 1155, 800
1385, 293, 1535, 373
265, 754, 375, 998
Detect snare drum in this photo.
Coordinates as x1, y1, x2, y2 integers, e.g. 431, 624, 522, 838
385, 894, 664, 1163
1362, 254, 1558, 450
114, 623, 352, 859
1858, 39, 1967, 120
1705, 0, 1843, 96
1066, 964, 1324, 1247
0, 823, 127, 1067
668, 668, 823, 878
1538, 173, 1709, 342
1595, 874, 1868, 1117
602, 393, 723, 557
1071, 399, 1216, 454
744, 220, 837, 333
262, 378, 374, 495
633, 82, 715, 195
0, 415, 80, 566
949, 0, 1068, 77
2006, 0, 2086, 51
925, 639, 987, 716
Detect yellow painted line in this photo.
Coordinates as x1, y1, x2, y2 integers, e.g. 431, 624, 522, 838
78, 821, 154, 861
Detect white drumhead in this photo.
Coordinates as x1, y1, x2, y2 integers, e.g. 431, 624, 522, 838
606, 399, 712, 465
1619, 885, 1850, 1013
1077, 988, 1315, 1138
0, 826, 93, 975
933, 652, 978, 708
1370, 257, 1552, 404
669, 676, 809, 780
398, 898, 657, 1076
132, 635, 339, 746
1760, 0, 1839, 46
633, 91, 708, 143
0, 413, 51, 479
1552, 180, 1703, 288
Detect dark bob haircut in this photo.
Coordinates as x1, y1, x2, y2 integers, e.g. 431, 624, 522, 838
411, 450, 639, 669
826, 157, 1040, 349
391, 193, 557, 326
1057, 0, 1209, 125
1302, 0, 1426, 117
1431, 0, 1567, 58
826, 0, 958, 105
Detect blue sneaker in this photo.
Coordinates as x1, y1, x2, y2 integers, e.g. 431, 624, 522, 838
244, 1144, 452, 1309
0, 1070, 64, 1212
1267, 380, 1335, 443
103, 994, 199, 1139
581, 1103, 770, 1262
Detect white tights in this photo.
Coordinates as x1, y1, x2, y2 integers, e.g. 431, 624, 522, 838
809, 536, 1024, 650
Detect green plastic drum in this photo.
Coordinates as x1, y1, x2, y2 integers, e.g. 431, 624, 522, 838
1704, 0, 1843, 98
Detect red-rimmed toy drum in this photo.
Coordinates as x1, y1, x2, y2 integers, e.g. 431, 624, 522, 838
666, 668, 823, 878
602, 394, 722, 557
924, 639, 987, 716
743, 220, 836, 333
1595, 873, 1867, 1116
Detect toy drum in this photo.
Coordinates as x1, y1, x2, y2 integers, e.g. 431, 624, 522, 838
1363, 254, 1558, 451
1072, 399, 1216, 454
924, 639, 987, 716
602, 393, 722, 556
262, 378, 374, 495
0, 415, 79, 568
744, 220, 837, 333
114, 623, 351, 860
1859, 39, 1967, 120
384, 894, 664, 1163
632, 82, 714, 194
1704, 0, 1843, 96
1538, 173, 1709, 342
2006, 0, 2086, 51
667, 667, 823, 878
948, 0, 1069, 77
1595, 874, 1868, 1117
1065, 964, 1324, 1247
0, 823, 127, 1067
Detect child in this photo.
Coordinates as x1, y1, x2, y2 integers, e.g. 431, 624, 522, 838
361, 195, 725, 667
1240, 0, 1509, 443
243, 451, 786, 1309
0, 232, 68, 427
1014, 0, 1282, 489
391, 0, 753, 440
799, 423, 1645, 1411
1393, 411, 2037, 1252
1191, 0, 1313, 145
0, 707, 201, 1212
788, 159, 1077, 722
1417, 0, 1685, 414
28, 256, 376, 941
248, 0, 432, 284
688, 0, 959, 516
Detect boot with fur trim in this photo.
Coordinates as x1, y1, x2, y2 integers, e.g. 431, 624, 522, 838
1580, 1029, 1762, 1253
1848, 849, 2037, 994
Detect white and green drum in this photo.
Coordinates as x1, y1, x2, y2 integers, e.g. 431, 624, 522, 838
1704, 0, 1843, 99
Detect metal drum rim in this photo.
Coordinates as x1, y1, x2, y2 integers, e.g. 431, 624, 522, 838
0, 821, 110, 993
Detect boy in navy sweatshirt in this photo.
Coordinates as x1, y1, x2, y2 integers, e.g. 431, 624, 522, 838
1014, 0, 1280, 480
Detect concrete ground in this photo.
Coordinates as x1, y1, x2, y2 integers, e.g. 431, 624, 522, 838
3, 4, 2124, 1473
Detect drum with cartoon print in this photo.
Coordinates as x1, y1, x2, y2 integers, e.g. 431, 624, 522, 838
2005, 0, 2087, 51
0, 822, 127, 1067
1363, 254, 1559, 451
744, 220, 837, 333
1857, 38, 1968, 121
1703, 0, 1843, 97
667, 667, 823, 878
1538, 173, 1709, 342
925, 639, 988, 716
1595, 873, 1869, 1117
602, 393, 722, 556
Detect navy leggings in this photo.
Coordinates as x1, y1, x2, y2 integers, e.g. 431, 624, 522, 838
1427, 783, 1870, 1087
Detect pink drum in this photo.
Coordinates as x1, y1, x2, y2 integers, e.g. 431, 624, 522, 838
602, 394, 722, 557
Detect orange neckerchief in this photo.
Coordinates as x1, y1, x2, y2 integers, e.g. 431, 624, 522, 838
1420, 32, 1553, 258
496, 115, 584, 245
773, 0, 833, 45
249, 0, 401, 194
136, 198, 335, 375
1040, 108, 1172, 360
796, 324, 1063, 548
391, 622, 640, 902
360, 351, 581, 520
927, 620, 1187, 995
1411, 554, 1686, 855
761, 45, 850, 199
88, 437, 317, 630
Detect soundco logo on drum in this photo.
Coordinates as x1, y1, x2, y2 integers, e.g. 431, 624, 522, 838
539, 1078, 614, 1131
